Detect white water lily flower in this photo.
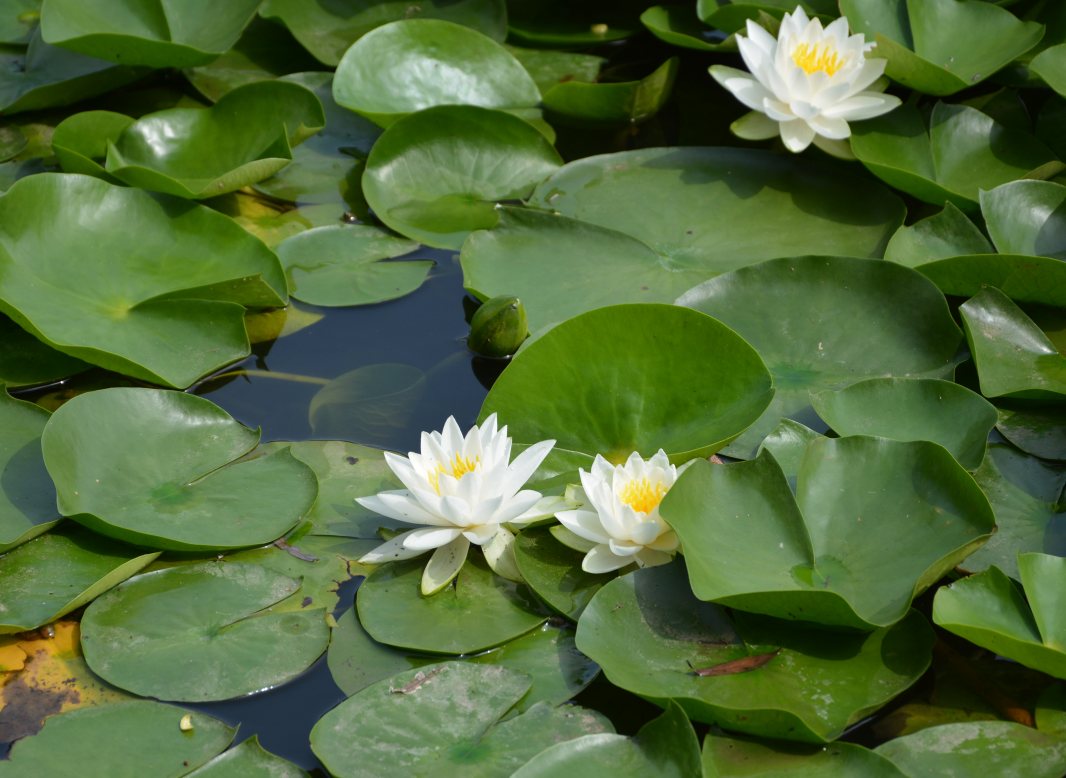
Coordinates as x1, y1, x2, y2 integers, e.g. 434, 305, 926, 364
356, 414, 554, 595
556, 450, 695, 574
710, 7, 900, 155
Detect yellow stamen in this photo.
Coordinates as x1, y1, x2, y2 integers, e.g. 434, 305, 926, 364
428, 453, 480, 495
619, 478, 667, 515
792, 42, 843, 76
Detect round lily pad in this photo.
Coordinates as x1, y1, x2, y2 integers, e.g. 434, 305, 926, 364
528, 148, 905, 275
809, 378, 997, 471
514, 526, 623, 619
701, 729, 908, 777
997, 406, 1066, 462
640, 6, 733, 52
0, 313, 88, 388
260, 0, 507, 66
276, 225, 430, 306
662, 438, 995, 630
755, 419, 821, 492
362, 105, 562, 249
0, 524, 158, 634
0, 389, 60, 553
51, 110, 134, 184
982, 181, 1066, 260
187, 736, 309, 778
43, 388, 318, 552
505, 45, 605, 96
357, 553, 549, 654
576, 560, 935, 743
0, 174, 288, 388
1032, 44, 1066, 98
81, 561, 329, 701
678, 256, 964, 458
40, 0, 263, 69
311, 661, 613, 778
479, 304, 774, 463
104, 81, 326, 199
3, 699, 236, 777
884, 201, 994, 269
542, 57, 679, 129
332, 19, 541, 128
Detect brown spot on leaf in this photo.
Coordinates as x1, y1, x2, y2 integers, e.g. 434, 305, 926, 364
689, 650, 781, 677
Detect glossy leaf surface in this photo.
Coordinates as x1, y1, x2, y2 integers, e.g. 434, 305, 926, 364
0, 390, 60, 552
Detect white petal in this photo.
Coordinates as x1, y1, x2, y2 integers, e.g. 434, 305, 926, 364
732, 110, 782, 141
482, 525, 524, 582
383, 452, 429, 494
823, 17, 850, 43
710, 65, 775, 112
786, 66, 811, 102
790, 100, 821, 120
779, 118, 816, 152
358, 529, 434, 564
737, 34, 772, 81
820, 92, 900, 121
744, 19, 779, 54
630, 520, 664, 546
811, 81, 852, 110
590, 455, 615, 483
609, 538, 643, 557
462, 523, 499, 545
470, 494, 505, 525
807, 114, 851, 139
421, 535, 469, 595
491, 489, 545, 524
583, 545, 634, 574
403, 526, 464, 551
763, 98, 795, 122
356, 492, 450, 526
455, 470, 482, 507
812, 134, 857, 160
501, 439, 555, 501
439, 494, 473, 527
635, 547, 675, 569
510, 494, 570, 525
441, 416, 465, 456
557, 509, 611, 544
647, 530, 680, 552
843, 57, 887, 98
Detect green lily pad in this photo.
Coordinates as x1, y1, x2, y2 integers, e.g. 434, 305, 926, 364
966, 440, 1066, 579
261, 0, 507, 67
505, 0, 645, 47
809, 378, 998, 471
328, 607, 598, 709
884, 202, 994, 269
840, 0, 1045, 96
678, 256, 964, 458
81, 561, 329, 701
40, 0, 262, 68
210, 192, 346, 248
0, 524, 157, 633
756, 419, 821, 492
0, 123, 26, 161
505, 45, 605, 96
576, 561, 935, 743
510, 700, 703, 778
0, 31, 147, 115
0, 0, 40, 45
42, 388, 318, 552
961, 286, 1066, 400
311, 661, 613, 778
513, 526, 623, 619
662, 438, 995, 630
0, 314, 89, 388
701, 729, 908, 777
187, 736, 309, 778
308, 363, 428, 449
479, 303, 774, 463
850, 100, 1057, 212
1032, 44, 1066, 98
276, 225, 429, 306
333, 19, 540, 129
362, 105, 561, 249
997, 406, 1066, 461
640, 6, 734, 52
0, 174, 289, 389
542, 57, 678, 129
874, 720, 1066, 778
356, 553, 549, 654
3, 700, 235, 777
528, 148, 905, 274
51, 110, 134, 184
103, 81, 325, 199
0, 389, 60, 553
982, 180, 1066, 259
934, 553, 1066, 679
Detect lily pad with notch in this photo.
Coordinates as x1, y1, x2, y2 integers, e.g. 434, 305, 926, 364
640, 6, 736, 52
0, 389, 61, 553
661, 438, 995, 631
542, 57, 678, 129
576, 560, 935, 743
701, 728, 908, 777
996, 405, 1066, 462
755, 419, 821, 492
42, 388, 318, 552
81, 561, 329, 701
505, 45, 605, 96
186, 736, 310, 778
51, 110, 134, 184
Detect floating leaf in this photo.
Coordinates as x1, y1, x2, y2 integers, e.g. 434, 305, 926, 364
187, 736, 310, 778
701, 729, 908, 777
308, 363, 428, 449
479, 304, 774, 463
640, 6, 735, 52
40, 0, 262, 68
43, 388, 317, 552
332, 19, 540, 129
576, 561, 934, 743
505, 45, 604, 96
755, 419, 820, 492
0, 0, 40, 45
810, 378, 997, 471
357, 553, 549, 654
506, 0, 645, 47
0, 390, 60, 553
0, 174, 289, 388
3, 700, 235, 776
982, 181, 1066, 259
311, 661, 612, 778
209, 192, 346, 248
363, 105, 561, 249
276, 225, 429, 307
1032, 44, 1066, 99
840, 0, 1045, 95
81, 561, 329, 701
0, 524, 158, 634
511, 701, 703, 778
513, 526, 624, 619
542, 57, 678, 129
51, 110, 134, 184
997, 406, 1066, 462
677, 256, 964, 458
884, 202, 994, 269
662, 439, 995, 630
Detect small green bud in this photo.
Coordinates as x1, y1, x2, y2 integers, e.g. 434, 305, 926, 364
468, 295, 527, 358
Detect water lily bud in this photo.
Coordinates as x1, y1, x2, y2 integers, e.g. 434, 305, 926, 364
590, 23, 608, 35
468, 295, 527, 358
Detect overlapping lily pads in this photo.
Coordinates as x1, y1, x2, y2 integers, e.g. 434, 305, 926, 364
662, 438, 996, 630
809, 378, 997, 471
0, 524, 158, 633
40, 0, 262, 68
333, 19, 541, 129
42, 388, 318, 551
311, 662, 613, 778
640, 5, 735, 52
362, 105, 561, 249
677, 256, 964, 458
0, 0, 40, 45
934, 553, 1066, 679
479, 304, 774, 463
701, 729, 908, 777
505, 0, 645, 47
81, 561, 329, 701
51, 110, 133, 183
506, 45, 604, 95
997, 406, 1066, 462
0, 390, 60, 552
513, 526, 623, 619
0, 174, 289, 388
840, 0, 1045, 95
542, 57, 679, 129
0, 316, 85, 388
187, 736, 309, 778
576, 561, 935, 743
260, 0, 508, 67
